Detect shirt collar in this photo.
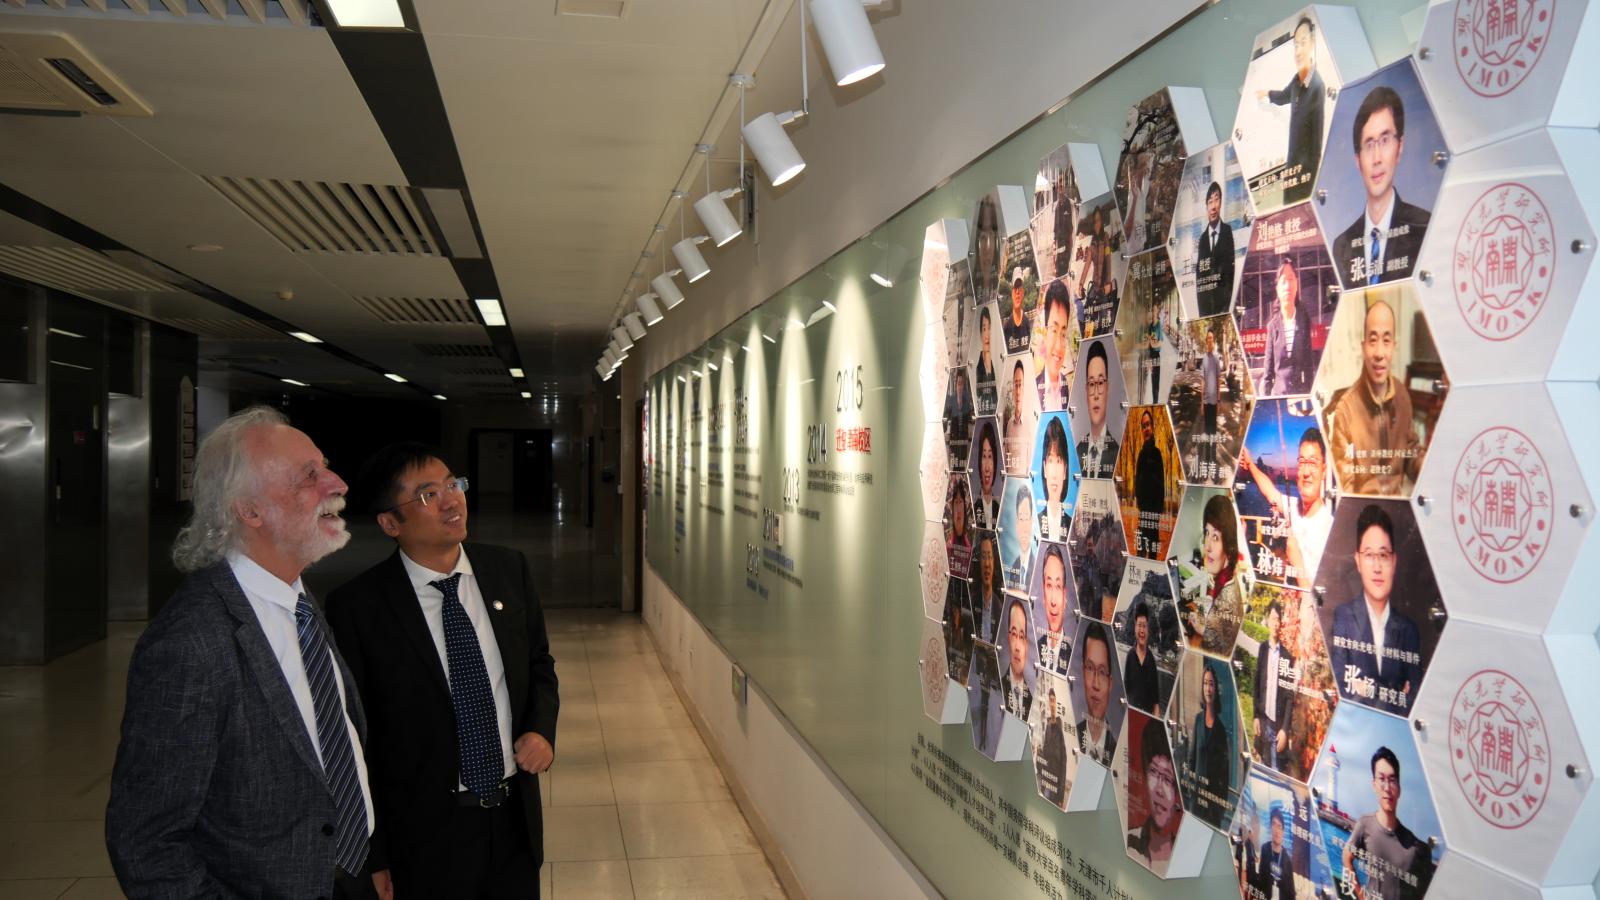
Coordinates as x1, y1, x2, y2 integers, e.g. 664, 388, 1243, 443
1363, 193, 1397, 244
227, 550, 306, 612
400, 545, 474, 592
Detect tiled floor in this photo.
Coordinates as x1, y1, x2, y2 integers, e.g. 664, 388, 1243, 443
0, 610, 787, 900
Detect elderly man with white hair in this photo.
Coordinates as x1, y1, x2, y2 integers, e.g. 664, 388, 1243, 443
106, 405, 373, 899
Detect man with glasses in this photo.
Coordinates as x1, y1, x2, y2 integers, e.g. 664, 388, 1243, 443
1328, 504, 1421, 715
1075, 622, 1118, 765
1331, 85, 1430, 287
1327, 298, 1424, 497
327, 443, 560, 899
1076, 339, 1120, 478
1342, 747, 1435, 900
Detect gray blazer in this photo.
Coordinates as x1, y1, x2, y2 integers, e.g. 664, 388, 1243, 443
106, 562, 367, 899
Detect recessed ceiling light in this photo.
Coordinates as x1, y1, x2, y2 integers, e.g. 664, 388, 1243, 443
187, 243, 223, 253
323, 0, 405, 28
384, 373, 407, 383
281, 378, 309, 387
475, 298, 506, 327
509, 367, 525, 378
432, 394, 447, 401
48, 327, 85, 339
521, 391, 533, 399
288, 332, 322, 343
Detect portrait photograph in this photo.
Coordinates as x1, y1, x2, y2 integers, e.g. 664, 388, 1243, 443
1172, 141, 1252, 321
1169, 316, 1255, 487
1069, 193, 1127, 341
1115, 251, 1182, 407
1113, 555, 1182, 718
1029, 669, 1079, 811
998, 595, 1038, 720
1315, 704, 1444, 900
1119, 709, 1184, 878
1031, 143, 1081, 285
1233, 763, 1335, 900
1069, 335, 1126, 480
1170, 487, 1251, 659
1314, 59, 1446, 289
943, 258, 975, 370
1311, 284, 1446, 499
968, 417, 1003, 531
1235, 201, 1337, 399
942, 364, 974, 472
968, 300, 1004, 416
1115, 404, 1182, 561
999, 256, 1040, 357
967, 640, 1006, 759
1234, 8, 1343, 214
1029, 540, 1076, 676
998, 475, 1038, 594
943, 578, 975, 689
1068, 479, 1125, 623
1173, 652, 1244, 833
998, 351, 1040, 477
1236, 397, 1335, 590
1315, 498, 1444, 718
967, 529, 1006, 645
1030, 410, 1081, 543
1116, 89, 1188, 258
1032, 278, 1079, 413
943, 471, 976, 575
1069, 617, 1124, 769
972, 191, 1003, 306
1234, 582, 1336, 783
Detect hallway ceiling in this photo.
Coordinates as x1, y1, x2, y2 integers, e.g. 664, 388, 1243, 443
0, 0, 774, 398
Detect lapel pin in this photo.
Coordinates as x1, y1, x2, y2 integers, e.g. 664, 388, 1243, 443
492, 600, 504, 611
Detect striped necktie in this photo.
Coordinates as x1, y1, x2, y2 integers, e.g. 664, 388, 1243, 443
294, 595, 368, 876
430, 573, 506, 798
1368, 226, 1381, 286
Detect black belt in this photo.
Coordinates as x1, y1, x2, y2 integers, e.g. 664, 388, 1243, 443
457, 776, 514, 809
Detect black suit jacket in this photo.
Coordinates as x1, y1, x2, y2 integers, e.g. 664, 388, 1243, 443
326, 543, 559, 882
1196, 221, 1235, 317
1333, 195, 1431, 288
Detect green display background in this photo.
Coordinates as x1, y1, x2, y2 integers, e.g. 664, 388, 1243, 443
647, 3, 1425, 896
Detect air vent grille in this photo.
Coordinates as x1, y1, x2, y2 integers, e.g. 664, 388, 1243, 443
0, 0, 316, 26
0, 53, 62, 108
447, 365, 508, 377
415, 343, 496, 359
0, 245, 175, 293
353, 295, 476, 325
167, 318, 288, 341
204, 176, 443, 256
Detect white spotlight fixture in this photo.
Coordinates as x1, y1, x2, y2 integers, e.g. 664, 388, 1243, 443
475, 298, 507, 327
742, 111, 806, 187
810, 0, 886, 86
509, 367, 525, 378
594, 361, 610, 379
652, 271, 686, 308
611, 325, 634, 351
673, 237, 711, 282
622, 313, 647, 341
693, 141, 743, 247
636, 292, 665, 325
602, 349, 617, 368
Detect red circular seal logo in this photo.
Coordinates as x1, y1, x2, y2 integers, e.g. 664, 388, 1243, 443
1449, 669, 1550, 829
923, 634, 949, 707
1452, 0, 1556, 98
1452, 183, 1555, 342
1451, 426, 1552, 583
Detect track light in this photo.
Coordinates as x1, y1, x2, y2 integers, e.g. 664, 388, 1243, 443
623, 313, 647, 340
636, 292, 665, 324
652, 271, 686, 308
595, 361, 610, 379
602, 349, 616, 368
673, 237, 711, 282
743, 111, 806, 187
695, 189, 743, 246
810, 0, 886, 86
612, 325, 634, 351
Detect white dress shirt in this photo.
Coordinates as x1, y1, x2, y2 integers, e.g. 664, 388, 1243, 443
1362, 197, 1396, 281
400, 547, 517, 784
1366, 597, 1391, 676
228, 552, 374, 831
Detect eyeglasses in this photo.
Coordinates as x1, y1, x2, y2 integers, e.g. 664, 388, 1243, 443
1361, 132, 1399, 157
1358, 549, 1395, 567
1373, 774, 1400, 788
387, 476, 469, 513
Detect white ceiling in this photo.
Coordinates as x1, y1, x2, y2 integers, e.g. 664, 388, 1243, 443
0, 0, 783, 397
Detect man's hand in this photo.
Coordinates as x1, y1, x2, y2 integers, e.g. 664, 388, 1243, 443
372, 869, 394, 900
1276, 729, 1289, 754
514, 732, 554, 774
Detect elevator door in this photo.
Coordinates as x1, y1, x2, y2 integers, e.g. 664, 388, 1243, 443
47, 318, 107, 658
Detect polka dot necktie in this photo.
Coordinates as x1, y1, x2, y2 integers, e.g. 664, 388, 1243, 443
430, 574, 505, 798
1368, 226, 1381, 286
294, 595, 368, 876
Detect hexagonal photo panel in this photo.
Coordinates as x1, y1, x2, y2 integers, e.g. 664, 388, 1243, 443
919, 420, 950, 523
1030, 669, 1080, 811
1070, 616, 1125, 768
1417, 0, 1600, 153
1235, 201, 1339, 399
1315, 497, 1447, 718
998, 475, 1037, 594
1174, 651, 1246, 833
1032, 143, 1082, 285
1031, 540, 1075, 675
1233, 5, 1375, 216
1172, 142, 1252, 320
1117, 404, 1183, 560
919, 519, 950, 620
972, 191, 1005, 308
969, 639, 1006, 758
1033, 277, 1079, 412
1071, 334, 1126, 480
1425, 854, 1559, 900
944, 466, 977, 564
943, 366, 975, 472
1117, 251, 1183, 406
1116, 708, 1211, 878
921, 218, 953, 327
943, 257, 976, 370
1172, 316, 1256, 486
999, 351, 1040, 476
943, 578, 975, 689
1314, 703, 1446, 900
1236, 396, 1336, 591
969, 530, 1006, 645
1412, 382, 1595, 634
1236, 582, 1338, 784
1031, 410, 1082, 543
1233, 762, 1335, 900
918, 324, 950, 423
1312, 283, 1448, 500
1071, 191, 1128, 340
1115, 86, 1217, 259
1171, 487, 1252, 658
970, 301, 1005, 415
919, 616, 962, 724
1069, 479, 1127, 623
997, 594, 1038, 720
969, 417, 1003, 531
1314, 58, 1449, 290
1413, 620, 1597, 886
1114, 556, 1183, 718
1412, 128, 1600, 385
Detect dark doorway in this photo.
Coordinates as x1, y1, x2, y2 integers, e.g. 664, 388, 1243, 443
46, 300, 107, 658
469, 428, 553, 515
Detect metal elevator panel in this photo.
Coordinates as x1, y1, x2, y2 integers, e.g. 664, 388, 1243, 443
106, 321, 151, 623
0, 278, 48, 664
